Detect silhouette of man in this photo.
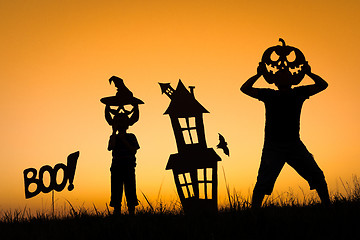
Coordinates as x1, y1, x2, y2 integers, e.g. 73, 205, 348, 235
241, 62, 331, 208
105, 104, 140, 215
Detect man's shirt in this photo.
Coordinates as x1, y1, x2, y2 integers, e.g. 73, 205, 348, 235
255, 86, 311, 143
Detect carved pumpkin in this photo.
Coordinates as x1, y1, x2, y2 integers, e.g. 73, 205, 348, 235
261, 38, 307, 85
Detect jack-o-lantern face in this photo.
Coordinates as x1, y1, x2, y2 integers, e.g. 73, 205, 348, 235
261, 38, 307, 85
109, 104, 136, 132
109, 104, 135, 116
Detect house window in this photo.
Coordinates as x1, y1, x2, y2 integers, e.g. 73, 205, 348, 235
166, 88, 174, 96
178, 117, 198, 145
178, 173, 194, 198
197, 168, 213, 199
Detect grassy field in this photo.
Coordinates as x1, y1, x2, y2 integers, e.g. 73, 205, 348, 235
1, 177, 360, 240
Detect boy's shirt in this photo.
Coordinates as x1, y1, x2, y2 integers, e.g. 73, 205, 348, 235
255, 86, 311, 143
110, 133, 140, 167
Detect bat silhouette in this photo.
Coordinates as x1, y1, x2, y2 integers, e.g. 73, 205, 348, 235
217, 133, 229, 156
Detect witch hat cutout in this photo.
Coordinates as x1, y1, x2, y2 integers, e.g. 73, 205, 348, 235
100, 76, 144, 106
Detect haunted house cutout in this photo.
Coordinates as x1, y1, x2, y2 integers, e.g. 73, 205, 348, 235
160, 80, 221, 214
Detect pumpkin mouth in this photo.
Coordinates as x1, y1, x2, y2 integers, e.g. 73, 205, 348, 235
265, 63, 279, 74
289, 64, 304, 75
265, 63, 304, 76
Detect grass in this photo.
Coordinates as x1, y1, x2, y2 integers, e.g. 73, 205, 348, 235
1, 176, 360, 240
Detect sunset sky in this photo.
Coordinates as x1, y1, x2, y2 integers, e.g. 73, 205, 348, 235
0, 0, 359, 212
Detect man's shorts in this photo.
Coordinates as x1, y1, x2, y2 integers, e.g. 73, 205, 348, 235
254, 140, 326, 195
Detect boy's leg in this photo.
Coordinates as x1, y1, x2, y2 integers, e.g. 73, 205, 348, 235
113, 205, 121, 215
110, 166, 124, 213
124, 166, 138, 214
128, 205, 135, 215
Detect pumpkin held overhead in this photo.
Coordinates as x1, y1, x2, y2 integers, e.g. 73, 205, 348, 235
261, 38, 307, 85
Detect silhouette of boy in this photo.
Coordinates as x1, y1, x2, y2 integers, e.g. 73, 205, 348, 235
241, 62, 330, 208
105, 104, 140, 215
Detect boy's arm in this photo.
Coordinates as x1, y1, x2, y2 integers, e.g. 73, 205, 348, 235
117, 134, 139, 154
108, 134, 116, 151
240, 63, 265, 99
105, 105, 113, 126
303, 63, 328, 96
128, 104, 139, 126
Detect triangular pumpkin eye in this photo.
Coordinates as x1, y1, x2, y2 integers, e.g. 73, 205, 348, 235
270, 51, 280, 61
286, 50, 296, 62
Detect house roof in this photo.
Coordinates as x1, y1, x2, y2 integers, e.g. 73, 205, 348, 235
164, 80, 209, 116
165, 148, 221, 171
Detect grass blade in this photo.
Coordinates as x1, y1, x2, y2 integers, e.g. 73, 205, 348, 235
141, 191, 154, 212
222, 166, 232, 210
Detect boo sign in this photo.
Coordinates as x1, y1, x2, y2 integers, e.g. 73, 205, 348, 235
23, 151, 79, 199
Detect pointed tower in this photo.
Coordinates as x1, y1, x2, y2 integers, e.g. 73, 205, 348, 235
159, 80, 221, 214
159, 83, 175, 99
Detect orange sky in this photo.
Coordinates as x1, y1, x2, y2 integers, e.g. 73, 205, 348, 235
0, 0, 359, 212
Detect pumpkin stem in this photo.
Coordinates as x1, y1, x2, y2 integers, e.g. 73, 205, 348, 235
279, 38, 286, 46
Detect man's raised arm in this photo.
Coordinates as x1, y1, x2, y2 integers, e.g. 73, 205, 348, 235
240, 63, 264, 99
303, 63, 328, 96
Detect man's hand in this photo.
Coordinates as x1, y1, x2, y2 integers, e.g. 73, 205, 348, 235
240, 64, 263, 99
303, 61, 311, 75
302, 62, 328, 96
257, 62, 266, 76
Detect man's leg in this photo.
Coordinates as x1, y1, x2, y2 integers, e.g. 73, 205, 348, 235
288, 142, 331, 206
252, 153, 284, 209
315, 181, 331, 206
252, 187, 266, 209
